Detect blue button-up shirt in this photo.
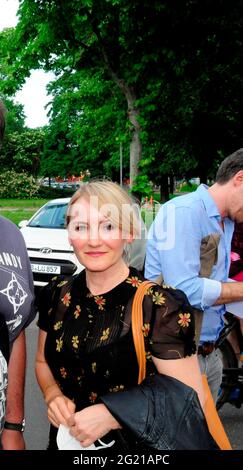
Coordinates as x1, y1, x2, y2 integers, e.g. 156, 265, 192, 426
145, 184, 234, 342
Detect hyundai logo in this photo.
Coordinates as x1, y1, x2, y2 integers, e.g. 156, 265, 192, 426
40, 247, 52, 254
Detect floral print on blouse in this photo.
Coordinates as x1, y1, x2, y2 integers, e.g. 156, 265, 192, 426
37, 268, 196, 413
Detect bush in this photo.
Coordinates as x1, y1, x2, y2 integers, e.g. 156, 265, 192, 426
36, 185, 75, 199
0, 170, 39, 199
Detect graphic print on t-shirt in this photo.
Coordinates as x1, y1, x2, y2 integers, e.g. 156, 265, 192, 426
0, 220, 35, 344
0, 250, 29, 334
0, 272, 27, 331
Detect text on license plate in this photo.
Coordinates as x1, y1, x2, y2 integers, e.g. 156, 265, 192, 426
31, 264, 61, 274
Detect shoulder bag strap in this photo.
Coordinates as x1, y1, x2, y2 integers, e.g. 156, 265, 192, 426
131, 280, 156, 384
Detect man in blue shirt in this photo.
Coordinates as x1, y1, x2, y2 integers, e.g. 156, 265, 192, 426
145, 148, 243, 402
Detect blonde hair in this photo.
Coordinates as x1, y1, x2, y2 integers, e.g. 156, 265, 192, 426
66, 180, 141, 240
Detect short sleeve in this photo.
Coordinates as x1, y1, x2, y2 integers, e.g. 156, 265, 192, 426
143, 284, 196, 359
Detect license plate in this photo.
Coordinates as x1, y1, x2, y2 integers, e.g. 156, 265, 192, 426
31, 263, 61, 274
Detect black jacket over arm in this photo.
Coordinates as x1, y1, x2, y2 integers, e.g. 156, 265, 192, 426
100, 374, 218, 450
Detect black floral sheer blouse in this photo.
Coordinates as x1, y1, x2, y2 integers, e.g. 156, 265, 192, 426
37, 267, 196, 412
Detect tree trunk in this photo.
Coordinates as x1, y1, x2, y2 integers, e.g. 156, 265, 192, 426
129, 107, 142, 187
111, 79, 141, 187
169, 175, 175, 195
160, 174, 169, 202
198, 169, 207, 184
97, 41, 141, 187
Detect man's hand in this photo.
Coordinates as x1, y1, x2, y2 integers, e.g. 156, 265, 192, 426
67, 403, 121, 448
1, 429, 25, 450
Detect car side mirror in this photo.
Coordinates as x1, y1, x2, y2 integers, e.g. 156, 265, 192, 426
18, 220, 29, 228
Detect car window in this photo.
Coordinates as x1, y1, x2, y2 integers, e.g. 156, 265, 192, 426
29, 203, 68, 229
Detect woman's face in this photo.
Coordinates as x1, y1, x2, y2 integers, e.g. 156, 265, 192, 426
68, 197, 131, 272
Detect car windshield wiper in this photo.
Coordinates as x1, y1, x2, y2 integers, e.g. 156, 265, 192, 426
29, 224, 48, 227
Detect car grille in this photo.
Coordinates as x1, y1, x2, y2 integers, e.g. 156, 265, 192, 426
28, 248, 72, 254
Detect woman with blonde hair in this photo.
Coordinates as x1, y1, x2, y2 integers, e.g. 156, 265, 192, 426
35, 180, 217, 450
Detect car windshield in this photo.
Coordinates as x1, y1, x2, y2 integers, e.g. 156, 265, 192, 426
29, 203, 68, 229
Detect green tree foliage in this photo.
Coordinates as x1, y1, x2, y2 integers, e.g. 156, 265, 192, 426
0, 98, 25, 135
7, 0, 171, 185
0, 95, 45, 175
0, 28, 21, 96
41, 67, 129, 179
0, 28, 26, 132
0, 128, 45, 176
133, 0, 243, 192
0, 97, 26, 169
0, 27, 45, 176
3, 0, 243, 199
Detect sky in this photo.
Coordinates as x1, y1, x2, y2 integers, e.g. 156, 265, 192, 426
0, 0, 54, 128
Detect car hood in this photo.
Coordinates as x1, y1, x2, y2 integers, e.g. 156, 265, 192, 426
20, 226, 73, 251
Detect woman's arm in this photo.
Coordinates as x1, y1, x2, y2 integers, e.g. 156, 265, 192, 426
35, 329, 75, 427
152, 354, 205, 409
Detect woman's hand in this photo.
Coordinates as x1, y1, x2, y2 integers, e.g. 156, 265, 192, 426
67, 403, 121, 447
47, 395, 76, 428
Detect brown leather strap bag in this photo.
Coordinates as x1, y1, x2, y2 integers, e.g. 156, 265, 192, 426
131, 280, 232, 450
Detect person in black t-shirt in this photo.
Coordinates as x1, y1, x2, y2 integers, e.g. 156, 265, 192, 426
0, 100, 36, 449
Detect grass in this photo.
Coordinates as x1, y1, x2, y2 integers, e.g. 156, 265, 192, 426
0, 199, 49, 225
0, 198, 49, 208
0, 210, 38, 226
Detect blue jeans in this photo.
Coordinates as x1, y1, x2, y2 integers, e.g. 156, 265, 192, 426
198, 349, 223, 403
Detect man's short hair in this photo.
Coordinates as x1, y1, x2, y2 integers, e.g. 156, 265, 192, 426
215, 148, 243, 184
0, 100, 6, 143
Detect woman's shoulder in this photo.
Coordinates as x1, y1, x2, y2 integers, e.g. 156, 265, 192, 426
141, 277, 188, 301
127, 268, 189, 305
36, 271, 85, 309
44, 274, 75, 293
47, 269, 85, 291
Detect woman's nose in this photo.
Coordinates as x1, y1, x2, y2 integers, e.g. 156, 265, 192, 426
88, 227, 101, 245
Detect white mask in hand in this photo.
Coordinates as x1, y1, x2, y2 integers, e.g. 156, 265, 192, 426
57, 424, 115, 450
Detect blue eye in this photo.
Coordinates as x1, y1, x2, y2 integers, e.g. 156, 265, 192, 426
74, 223, 87, 232
103, 222, 114, 231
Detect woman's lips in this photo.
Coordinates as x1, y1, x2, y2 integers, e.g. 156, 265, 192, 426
85, 252, 107, 257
